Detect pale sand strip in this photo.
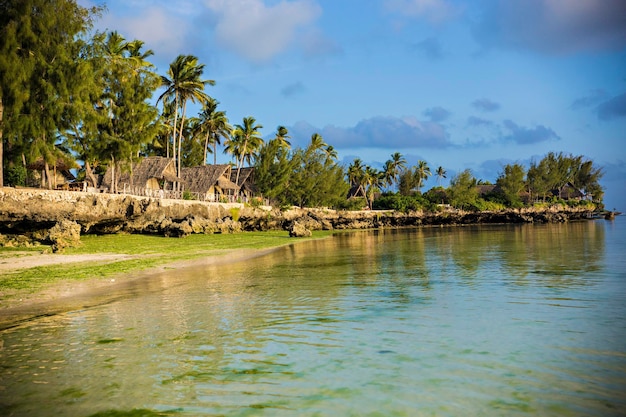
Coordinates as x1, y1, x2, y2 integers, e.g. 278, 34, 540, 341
0, 246, 286, 330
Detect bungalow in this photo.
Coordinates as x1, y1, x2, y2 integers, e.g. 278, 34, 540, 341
102, 156, 180, 196
27, 157, 77, 189
230, 167, 258, 201
180, 164, 240, 202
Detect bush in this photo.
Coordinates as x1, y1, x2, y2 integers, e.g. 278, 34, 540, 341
335, 197, 367, 211
5, 165, 27, 187
229, 207, 240, 222
182, 190, 196, 200
373, 194, 429, 212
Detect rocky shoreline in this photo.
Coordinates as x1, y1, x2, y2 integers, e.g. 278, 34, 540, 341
0, 187, 599, 251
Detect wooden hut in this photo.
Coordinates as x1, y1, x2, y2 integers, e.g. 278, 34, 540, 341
231, 167, 258, 201
103, 156, 179, 195
27, 157, 77, 189
180, 164, 240, 202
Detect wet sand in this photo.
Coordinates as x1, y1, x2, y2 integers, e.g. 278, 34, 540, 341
0, 247, 282, 330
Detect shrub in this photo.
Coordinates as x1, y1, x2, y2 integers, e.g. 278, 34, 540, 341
182, 190, 196, 200
5, 165, 27, 187
229, 207, 240, 222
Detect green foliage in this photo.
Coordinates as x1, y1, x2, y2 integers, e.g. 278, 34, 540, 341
449, 169, 478, 210
283, 135, 349, 208
229, 207, 240, 222
4, 164, 26, 186
423, 186, 449, 205
373, 193, 429, 212
254, 139, 293, 204
182, 190, 196, 200
496, 163, 526, 207
0, 0, 103, 187
335, 197, 368, 211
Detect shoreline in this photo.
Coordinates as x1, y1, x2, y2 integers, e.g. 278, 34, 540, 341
0, 244, 295, 331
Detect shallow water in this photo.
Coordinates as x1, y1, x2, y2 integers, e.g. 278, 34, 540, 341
1, 219, 625, 416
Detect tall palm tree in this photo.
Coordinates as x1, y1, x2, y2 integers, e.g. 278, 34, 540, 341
382, 160, 396, 188
414, 160, 432, 193
158, 55, 214, 177
435, 166, 447, 186
195, 98, 231, 165
272, 126, 291, 150
389, 152, 407, 187
225, 116, 264, 186
363, 166, 383, 209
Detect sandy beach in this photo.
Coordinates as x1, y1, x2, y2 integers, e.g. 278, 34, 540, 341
0, 246, 283, 330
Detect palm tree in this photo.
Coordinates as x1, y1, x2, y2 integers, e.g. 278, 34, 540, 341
435, 166, 447, 186
195, 98, 231, 165
158, 55, 214, 177
348, 158, 365, 187
272, 126, 291, 150
225, 116, 264, 186
363, 166, 383, 209
414, 160, 432, 193
390, 152, 407, 185
382, 160, 396, 188
309, 133, 328, 152
324, 145, 338, 161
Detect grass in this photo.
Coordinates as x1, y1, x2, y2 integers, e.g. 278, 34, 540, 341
0, 231, 333, 299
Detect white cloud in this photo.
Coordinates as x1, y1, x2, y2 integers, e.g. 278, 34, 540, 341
104, 7, 188, 57
203, 0, 322, 63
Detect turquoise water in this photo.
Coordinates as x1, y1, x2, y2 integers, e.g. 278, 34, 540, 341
1, 219, 625, 416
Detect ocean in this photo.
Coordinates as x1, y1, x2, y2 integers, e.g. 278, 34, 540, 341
1, 218, 625, 416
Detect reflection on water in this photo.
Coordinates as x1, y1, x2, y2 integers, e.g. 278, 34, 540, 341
1, 220, 625, 416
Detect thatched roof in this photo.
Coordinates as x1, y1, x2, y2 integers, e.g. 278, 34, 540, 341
103, 156, 180, 189
231, 167, 257, 193
27, 157, 79, 171
124, 156, 179, 184
347, 184, 367, 199
180, 164, 240, 193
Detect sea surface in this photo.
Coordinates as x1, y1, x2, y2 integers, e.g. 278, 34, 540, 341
1, 218, 625, 416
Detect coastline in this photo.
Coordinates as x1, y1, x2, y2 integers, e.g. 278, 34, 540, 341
0, 243, 302, 330
0, 186, 609, 330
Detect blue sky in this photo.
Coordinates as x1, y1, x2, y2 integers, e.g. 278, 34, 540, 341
79, 0, 626, 210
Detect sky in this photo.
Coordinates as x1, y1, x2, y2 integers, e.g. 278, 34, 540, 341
78, 0, 626, 210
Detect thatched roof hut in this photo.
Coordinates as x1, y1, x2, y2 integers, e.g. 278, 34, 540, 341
103, 156, 180, 191
347, 184, 367, 199
231, 167, 258, 197
180, 164, 240, 200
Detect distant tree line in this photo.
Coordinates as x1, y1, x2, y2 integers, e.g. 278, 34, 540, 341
0, 0, 604, 212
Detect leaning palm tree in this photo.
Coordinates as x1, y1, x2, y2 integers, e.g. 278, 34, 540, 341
414, 160, 432, 193
224, 116, 264, 186
389, 152, 407, 187
435, 166, 447, 186
158, 55, 214, 177
195, 98, 231, 165
382, 160, 396, 188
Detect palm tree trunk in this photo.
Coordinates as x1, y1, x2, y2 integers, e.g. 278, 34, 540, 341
213, 140, 217, 165
203, 132, 210, 165
177, 100, 188, 185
